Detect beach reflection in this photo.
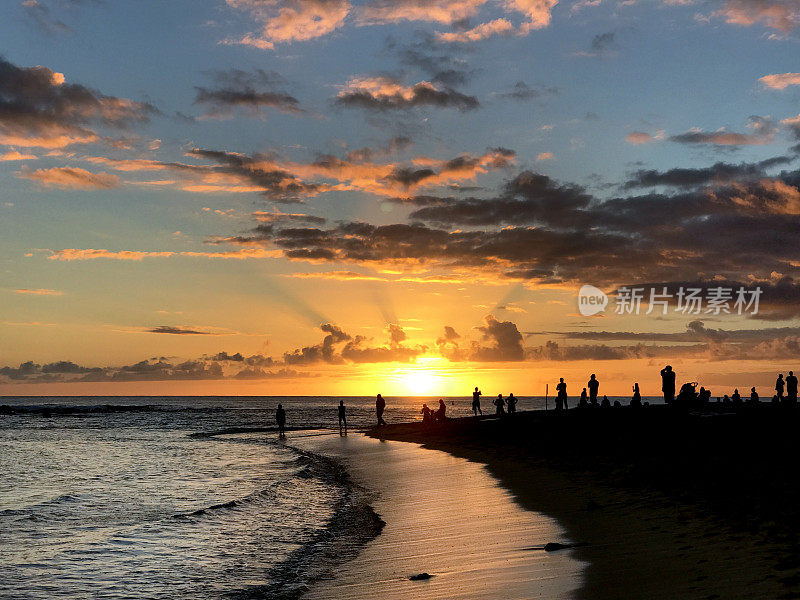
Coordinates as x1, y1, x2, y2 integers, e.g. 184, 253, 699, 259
291, 433, 586, 600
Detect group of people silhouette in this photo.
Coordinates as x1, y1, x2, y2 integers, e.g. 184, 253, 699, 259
273, 366, 796, 435
470, 387, 518, 417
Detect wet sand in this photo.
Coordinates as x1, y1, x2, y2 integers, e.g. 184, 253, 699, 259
370, 406, 800, 600
289, 432, 586, 599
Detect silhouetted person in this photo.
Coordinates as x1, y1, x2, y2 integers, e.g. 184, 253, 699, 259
661, 365, 676, 404
776, 374, 785, 401
276, 403, 286, 437
579, 388, 588, 408
556, 378, 567, 411
601, 394, 610, 408
787, 371, 798, 403
732, 388, 742, 406
338, 400, 347, 433
436, 398, 447, 422
376, 394, 387, 426
472, 387, 482, 416
507, 393, 517, 414
631, 383, 642, 408
698, 386, 711, 405
750, 387, 759, 404
494, 394, 505, 416
588, 374, 599, 405
421, 403, 432, 424
787, 371, 798, 402
722, 394, 731, 404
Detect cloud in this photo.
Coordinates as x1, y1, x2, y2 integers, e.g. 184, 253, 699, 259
536, 152, 554, 161
193, 68, 303, 118
0, 150, 37, 161
148, 326, 215, 335
470, 314, 525, 361
283, 322, 425, 364
48, 249, 175, 261
498, 81, 559, 101
436, 18, 515, 42
574, 30, 618, 57
622, 155, 796, 189
225, 0, 351, 48
759, 72, 800, 89
0, 56, 155, 148
15, 288, 62, 296
358, 0, 487, 25
219, 164, 800, 300
625, 131, 654, 145
17, 166, 120, 189
335, 76, 479, 111
714, 0, 800, 31
670, 116, 777, 146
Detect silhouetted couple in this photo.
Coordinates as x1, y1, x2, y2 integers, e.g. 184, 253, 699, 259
777, 371, 798, 405
421, 399, 447, 423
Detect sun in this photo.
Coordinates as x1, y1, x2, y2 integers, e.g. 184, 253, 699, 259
405, 370, 440, 396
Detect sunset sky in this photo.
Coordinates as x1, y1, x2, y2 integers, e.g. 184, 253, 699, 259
3, 0, 800, 396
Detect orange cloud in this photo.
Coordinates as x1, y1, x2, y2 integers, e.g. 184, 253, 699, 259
358, 0, 486, 25
625, 131, 654, 145
17, 167, 120, 189
226, 0, 351, 48
14, 288, 63, 296
0, 151, 37, 161
714, 0, 800, 31
436, 18, 514, 42
759, 72, 800, 89
48, 249, 175, 261
536, 152, 554, 161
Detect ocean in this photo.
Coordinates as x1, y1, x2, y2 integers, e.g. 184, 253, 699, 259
0, 395, 614, 599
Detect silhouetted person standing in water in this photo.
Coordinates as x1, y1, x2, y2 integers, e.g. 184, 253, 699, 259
276, 403, 286, 437
338, 400, 347, 433
776, 374, 785, 401
436, 398, 447, 421
732, 388, 742, 406
472, 387, 483, 416
376, 394, 387, 426
507, 393, 517, 414
750, 387, 760, 404
588, 374, 599, 406
787, 371, 798, 404
556, 378, 567, 411
661, 365, 676, 404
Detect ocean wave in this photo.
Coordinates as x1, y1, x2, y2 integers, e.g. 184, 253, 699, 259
226, 448, 385, 600
0, 404, 226, 416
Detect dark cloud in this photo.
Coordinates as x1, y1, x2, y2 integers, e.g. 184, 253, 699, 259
335, 77, 479, 111
471, 314, 525, 361
499, 81, 559, 102
194, 68, 302, 118
187, 148, 323, 201
282, 322, 425, 364
623, 155, 796, 190
0, 56, 156, 148
669, 116, 777, 146
148, 326, 213, 335
344, 135, 413, 162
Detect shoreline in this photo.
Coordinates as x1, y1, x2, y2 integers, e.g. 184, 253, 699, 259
369, 406, 800, 599
287, 431, 585, 599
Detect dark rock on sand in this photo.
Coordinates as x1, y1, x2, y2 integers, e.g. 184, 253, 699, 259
409, 573, 434, 581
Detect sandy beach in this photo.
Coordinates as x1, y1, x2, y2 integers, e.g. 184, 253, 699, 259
288, 432, 586, 599
370, 406, 800, 600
